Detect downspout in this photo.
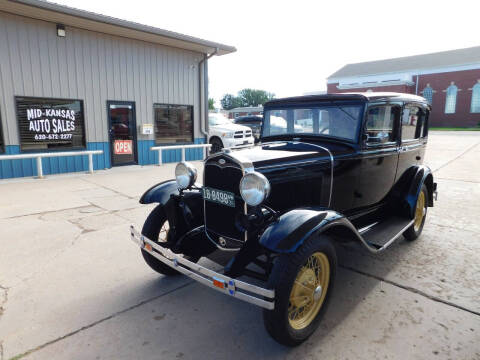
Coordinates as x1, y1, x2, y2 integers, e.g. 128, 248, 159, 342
199, 48, 219, 138
415, 74, 419, 95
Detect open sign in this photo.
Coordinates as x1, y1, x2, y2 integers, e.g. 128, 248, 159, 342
114, 140, 133, 154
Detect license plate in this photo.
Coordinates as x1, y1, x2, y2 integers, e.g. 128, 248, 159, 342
203, 187, 235, 208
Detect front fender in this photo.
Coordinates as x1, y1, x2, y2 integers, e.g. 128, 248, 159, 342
259, 208, 349, 253
405, 165, 435, 217
139, 180, 179, 205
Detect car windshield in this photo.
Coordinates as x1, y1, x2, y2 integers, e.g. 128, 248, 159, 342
209, 114, 232, 126
262, 105, 363, 141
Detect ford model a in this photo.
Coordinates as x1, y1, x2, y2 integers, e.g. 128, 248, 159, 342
129, 93, 437, 346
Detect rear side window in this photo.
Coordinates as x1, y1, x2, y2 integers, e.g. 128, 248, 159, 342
402, 105, 426, 141
365, 105, 399, 145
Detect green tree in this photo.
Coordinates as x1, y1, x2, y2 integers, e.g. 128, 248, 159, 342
208, 98, 215, 110
238, 88, 275, 107
220, 89, 275, 110
220, 94, 242, 110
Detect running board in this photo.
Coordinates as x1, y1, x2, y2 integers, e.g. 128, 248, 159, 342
357, 217, 414, 252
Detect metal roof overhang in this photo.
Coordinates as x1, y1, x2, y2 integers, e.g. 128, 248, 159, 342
0, 0, 236, 55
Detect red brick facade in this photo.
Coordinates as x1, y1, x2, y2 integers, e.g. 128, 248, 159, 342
328, 69, 480, 127
416, 69, 480, 127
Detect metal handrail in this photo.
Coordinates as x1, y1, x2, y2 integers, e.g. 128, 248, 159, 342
0, 150, 103, 178
150, 144, 211, 165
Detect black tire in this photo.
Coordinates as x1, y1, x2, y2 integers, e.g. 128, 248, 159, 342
141, 205, 194, 276
209, 137, 223, 153
263, 235, 337, 346
403, 184, 428, 241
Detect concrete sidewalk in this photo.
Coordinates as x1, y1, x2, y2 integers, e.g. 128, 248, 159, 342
0, 132, 479, 360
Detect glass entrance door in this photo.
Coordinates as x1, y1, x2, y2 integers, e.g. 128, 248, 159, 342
108, 101, 137, 166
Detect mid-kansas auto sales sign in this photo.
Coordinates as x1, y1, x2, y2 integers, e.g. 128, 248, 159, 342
26, 108, 76, 141
16, 97, 85, 148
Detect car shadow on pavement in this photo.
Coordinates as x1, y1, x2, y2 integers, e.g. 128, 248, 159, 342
108, 244, 403, 360
39, 239, 427, 360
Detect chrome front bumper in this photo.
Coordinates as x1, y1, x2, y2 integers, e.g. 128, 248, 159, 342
130, 226, 275, 309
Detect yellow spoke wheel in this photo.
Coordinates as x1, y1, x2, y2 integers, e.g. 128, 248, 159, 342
288, 252, 330, 330
414, 190, 426, 232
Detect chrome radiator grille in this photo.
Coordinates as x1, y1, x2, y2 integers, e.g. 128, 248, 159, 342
204, 156, 246, 246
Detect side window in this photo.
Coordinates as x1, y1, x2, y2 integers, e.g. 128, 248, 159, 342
365, 105, 398, 145
402, 105, 426, 141
422, 110, 429, 138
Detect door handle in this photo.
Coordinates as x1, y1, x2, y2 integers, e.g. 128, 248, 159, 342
399, 146, 407, 152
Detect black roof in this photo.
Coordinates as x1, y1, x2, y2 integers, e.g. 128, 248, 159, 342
264, 92, 429, 107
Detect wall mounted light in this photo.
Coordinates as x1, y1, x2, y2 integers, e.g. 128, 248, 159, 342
56, 24, 65, 37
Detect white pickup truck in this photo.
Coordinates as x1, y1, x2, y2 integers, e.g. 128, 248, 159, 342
208, 113, 255, 153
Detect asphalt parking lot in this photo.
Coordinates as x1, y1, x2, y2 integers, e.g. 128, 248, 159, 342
0, 131, 479, 360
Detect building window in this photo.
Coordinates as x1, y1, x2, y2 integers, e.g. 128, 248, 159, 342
15, 97, 85, 151
0, 109, 4, 153
471, 81, 480, 113
153, 104, 193, 144
422, 84, 433, 104
444, 83, 458, 114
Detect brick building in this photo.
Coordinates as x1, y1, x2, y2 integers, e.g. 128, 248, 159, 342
227, 106, 263, 119
327, 46, 480, 127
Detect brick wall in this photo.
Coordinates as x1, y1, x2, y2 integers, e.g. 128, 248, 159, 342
327, 68, 480, 127
417, 69, 480, 127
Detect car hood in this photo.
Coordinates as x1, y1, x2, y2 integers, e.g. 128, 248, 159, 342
228, 141, 334, 210
231, 141, 331, 169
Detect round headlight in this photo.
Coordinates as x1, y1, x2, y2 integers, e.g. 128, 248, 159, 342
175, 162, 197, 189
239, 171, 270, 206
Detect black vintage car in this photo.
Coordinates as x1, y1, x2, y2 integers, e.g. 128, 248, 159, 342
130, 92, 437, 346
233, 115, 263, 142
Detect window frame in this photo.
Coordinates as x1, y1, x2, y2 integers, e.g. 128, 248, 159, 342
444, 84, 458, 114
152, 103, 194, 146
363, 103, 401, 148
422, 85, 433, 105
400, 103, 428, 144
15, 96, 86, 153
262, 103, 365, 143
470, 83, 480, 113
0, 108, 4, 153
